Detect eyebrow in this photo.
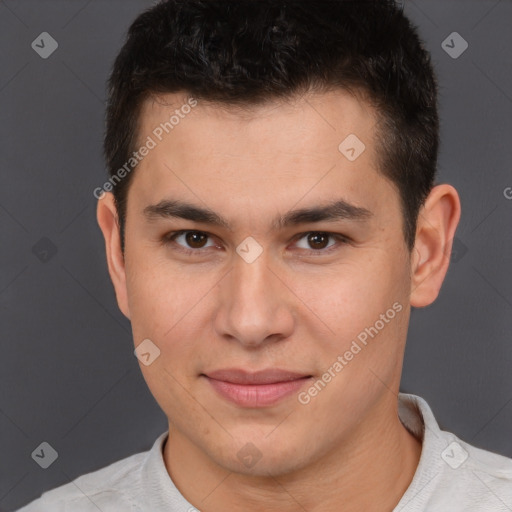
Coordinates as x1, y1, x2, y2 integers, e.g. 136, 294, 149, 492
143, 198, 373, 230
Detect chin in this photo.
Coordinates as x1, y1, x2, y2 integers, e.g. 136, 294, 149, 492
231, 453, 306, 478
210, 435, 310, 477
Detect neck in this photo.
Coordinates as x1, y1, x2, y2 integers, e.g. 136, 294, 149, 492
164, 395, 422, 512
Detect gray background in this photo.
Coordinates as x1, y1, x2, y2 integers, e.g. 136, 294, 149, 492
1, 0, 511, 510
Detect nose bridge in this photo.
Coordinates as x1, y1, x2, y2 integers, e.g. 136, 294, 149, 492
230, 251, 276, 317
214, 250, 294, 346
233, 252, 271, 301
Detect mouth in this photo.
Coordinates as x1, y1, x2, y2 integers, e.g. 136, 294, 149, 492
201, 368, 313, 408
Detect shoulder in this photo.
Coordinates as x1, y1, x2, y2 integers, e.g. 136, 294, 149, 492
399, 394, 512, 511
450, 437, 512, 503
418, 437, 512, 511
16, 446, 152, 512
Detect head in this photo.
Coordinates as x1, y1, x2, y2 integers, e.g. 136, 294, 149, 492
97, 0, 460, 477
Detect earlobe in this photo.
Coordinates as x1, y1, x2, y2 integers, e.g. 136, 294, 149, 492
96, 192, 131, 319
410, 184, 461, 308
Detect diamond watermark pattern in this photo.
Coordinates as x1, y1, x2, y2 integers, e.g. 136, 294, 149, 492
236, 236, 263, 264
237, 442, 263, 468
31, 442, 58, 469
31, 32, 59, 59
442, 32, 468, 59
338, 134, 366, 162
32, 237, 58, 263
441, 441, 469, 469
134, 338, 161, 366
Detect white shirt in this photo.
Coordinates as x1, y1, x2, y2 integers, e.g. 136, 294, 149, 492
17, 393, 512, 511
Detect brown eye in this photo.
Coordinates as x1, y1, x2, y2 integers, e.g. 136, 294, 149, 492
165, 230, 215, 251
307, 232, 330, 250
185, 231, 208, 248
294, 232, 349, 253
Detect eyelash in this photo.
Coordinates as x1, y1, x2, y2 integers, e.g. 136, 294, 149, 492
162, 230, 351, 256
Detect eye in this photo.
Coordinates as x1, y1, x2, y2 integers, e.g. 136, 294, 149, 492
164, 230, 217, 252
293, 232, 349, 253
162, 230, 350, 256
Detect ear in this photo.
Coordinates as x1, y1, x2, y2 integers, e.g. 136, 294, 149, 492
96, 192, 131, 319
410, 184, 461, 308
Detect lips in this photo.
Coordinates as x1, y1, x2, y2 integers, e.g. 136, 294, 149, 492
203, 368, 312, 407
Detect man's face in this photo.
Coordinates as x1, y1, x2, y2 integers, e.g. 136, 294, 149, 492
118, 90, 413, 475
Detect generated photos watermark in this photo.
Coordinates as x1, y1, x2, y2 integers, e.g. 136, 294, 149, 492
93, 96, 198, 199
298, 301, 403, 405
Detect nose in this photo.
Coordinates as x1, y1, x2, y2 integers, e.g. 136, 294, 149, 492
213, 250, 295, 348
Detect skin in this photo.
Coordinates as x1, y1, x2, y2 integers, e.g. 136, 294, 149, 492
97, 89, 460, 512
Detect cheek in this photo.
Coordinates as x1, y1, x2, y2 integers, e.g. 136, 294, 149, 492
125, 255, 193, 343
290, 253, 410, 397
124, 252, 223, 376
293, 252, 407, 336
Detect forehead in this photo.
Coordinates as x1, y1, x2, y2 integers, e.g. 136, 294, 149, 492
138, 89, 378, 151
129, 89, 398, 225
